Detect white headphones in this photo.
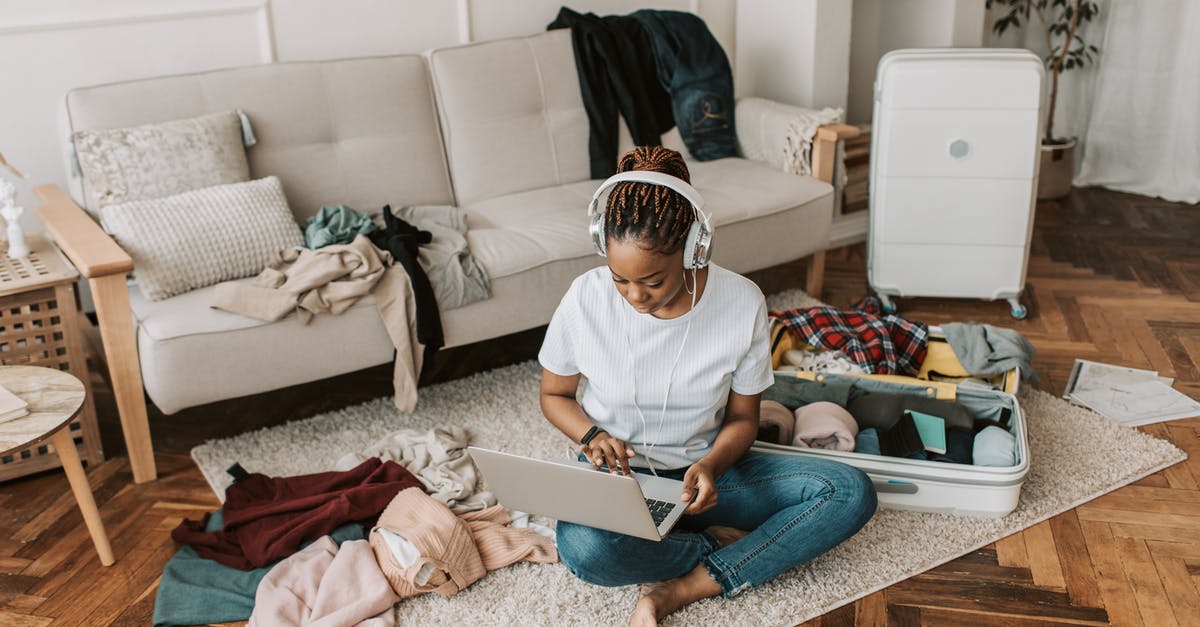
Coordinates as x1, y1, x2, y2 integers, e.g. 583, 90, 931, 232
587, 170, 714, 269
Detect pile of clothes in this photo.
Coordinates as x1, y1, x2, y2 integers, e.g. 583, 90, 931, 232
154, 427, 555, 627
760, 298, 1037, 468
770, 297, 1038, 381
211, 204, 491, 412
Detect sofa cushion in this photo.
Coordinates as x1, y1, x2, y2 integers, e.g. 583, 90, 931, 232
428, 30, 591, 205
464, 180, 597, 279
462, 157, 832, 279
72, 110, 249, 208
102, 176, 304, 301
130, 281, 393, 414
65, 56, 453, 220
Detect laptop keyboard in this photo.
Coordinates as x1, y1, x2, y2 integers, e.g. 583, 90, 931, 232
646, 498, 677, 525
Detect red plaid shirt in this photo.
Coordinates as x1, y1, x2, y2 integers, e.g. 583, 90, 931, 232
770, 297, 928, 376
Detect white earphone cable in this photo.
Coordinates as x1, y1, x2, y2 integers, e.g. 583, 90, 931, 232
626, 265, 698, 477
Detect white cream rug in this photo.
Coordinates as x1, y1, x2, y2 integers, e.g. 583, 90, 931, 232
191, 289, 1186, 626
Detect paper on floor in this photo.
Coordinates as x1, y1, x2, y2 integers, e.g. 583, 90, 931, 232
1070, 380, 1200, 427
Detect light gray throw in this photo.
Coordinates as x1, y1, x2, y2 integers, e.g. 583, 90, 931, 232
389, 205, 490, 310
942, 322, 1038, 381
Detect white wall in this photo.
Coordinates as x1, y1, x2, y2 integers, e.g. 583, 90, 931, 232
0, 0, 272, 232
0, 0, 741, 232
268, 0, 736, 65
735, 0, 852, 108
846, 0, 987, 124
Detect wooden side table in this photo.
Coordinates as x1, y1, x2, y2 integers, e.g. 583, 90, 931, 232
0, 233, 103, 481
0, 365, 113, 565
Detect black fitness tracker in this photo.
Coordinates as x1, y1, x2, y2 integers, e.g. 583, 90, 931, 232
580, 425, 606, 446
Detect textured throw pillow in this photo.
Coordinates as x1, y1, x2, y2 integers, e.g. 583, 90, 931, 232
100, 176, 303, 301
73, 111, 250, 208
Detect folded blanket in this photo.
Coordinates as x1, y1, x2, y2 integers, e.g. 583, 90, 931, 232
782, 106, 844, 177
792, 401, 858, 451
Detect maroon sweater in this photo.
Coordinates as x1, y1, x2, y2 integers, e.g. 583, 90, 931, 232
174, 458, 424, 569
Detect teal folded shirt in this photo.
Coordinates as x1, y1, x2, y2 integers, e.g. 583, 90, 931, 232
304, 204, 378, 249
153, 509, 365, 627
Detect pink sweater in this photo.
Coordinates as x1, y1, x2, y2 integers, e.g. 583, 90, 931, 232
249, 537, 397, 627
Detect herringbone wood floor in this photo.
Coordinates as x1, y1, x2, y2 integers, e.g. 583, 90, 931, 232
1, 186, 1197, 626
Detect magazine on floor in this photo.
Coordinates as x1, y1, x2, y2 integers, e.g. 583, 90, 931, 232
1063, 359, 1200, 426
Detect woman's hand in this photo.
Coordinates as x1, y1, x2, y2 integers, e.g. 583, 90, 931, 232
583, 433, 635, 475
681, 459, 718, 514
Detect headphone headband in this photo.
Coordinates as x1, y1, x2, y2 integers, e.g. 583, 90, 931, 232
587, 171, 707, 218
586, 169, 713, 269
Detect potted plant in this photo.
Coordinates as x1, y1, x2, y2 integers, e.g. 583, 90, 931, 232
987, 0, 1101, 199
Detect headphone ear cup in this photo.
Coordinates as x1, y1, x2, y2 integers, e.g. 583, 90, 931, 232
682, 219, 713, 269
589, 208, 607, 257
682, 221, 700, 269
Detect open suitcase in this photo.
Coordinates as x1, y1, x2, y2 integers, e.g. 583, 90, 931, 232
866, 49, 1044, 320
751, 321, 1029, 518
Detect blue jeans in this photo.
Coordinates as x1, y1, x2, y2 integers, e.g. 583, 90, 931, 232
557, 452, 877, 597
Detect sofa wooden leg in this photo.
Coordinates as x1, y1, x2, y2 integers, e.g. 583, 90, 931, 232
89, 274, 156, 483
806, 250, 826, 300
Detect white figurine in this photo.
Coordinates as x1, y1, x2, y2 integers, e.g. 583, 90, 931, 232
0, 178, 29, 259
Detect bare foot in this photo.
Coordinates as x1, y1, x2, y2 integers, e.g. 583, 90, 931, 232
705, 524, 749, 547
629, 564, 722, 626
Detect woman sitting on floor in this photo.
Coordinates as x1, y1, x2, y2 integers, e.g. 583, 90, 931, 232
538, 145, 878, 625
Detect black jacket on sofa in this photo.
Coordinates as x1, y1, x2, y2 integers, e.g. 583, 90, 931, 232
548, 7, 737, 177
548, 7, 675, 178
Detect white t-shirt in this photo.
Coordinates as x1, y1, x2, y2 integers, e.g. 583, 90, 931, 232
538, 263, 773, 470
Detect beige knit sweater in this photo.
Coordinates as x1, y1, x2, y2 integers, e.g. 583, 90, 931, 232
212, 234, 423, 411
370, 487, 558, 599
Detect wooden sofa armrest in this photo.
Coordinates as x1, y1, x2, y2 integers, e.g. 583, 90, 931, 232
33, 185, 132, 278
811, 123, 861, 185
735, 100, 857, 300
806, 123, 861, 299
34, 184, 156, 483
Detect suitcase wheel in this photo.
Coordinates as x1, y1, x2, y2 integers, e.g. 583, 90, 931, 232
1008, 299, 1028, 320
878, 294, 897, 314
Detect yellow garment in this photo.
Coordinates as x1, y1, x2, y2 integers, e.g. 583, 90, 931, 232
212, 234, 423, 410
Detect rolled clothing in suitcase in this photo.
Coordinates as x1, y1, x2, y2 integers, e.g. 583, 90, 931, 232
758, 322, 1029, 518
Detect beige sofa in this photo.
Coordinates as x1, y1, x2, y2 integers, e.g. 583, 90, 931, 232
37, 29, 858, 482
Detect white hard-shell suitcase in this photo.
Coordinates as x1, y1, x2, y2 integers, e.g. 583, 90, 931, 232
754, 322, 1030, 518
752, 372, 1030, 518
867, 49, 1044, 320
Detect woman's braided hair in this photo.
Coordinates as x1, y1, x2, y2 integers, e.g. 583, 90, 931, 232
605, 146, 694, 256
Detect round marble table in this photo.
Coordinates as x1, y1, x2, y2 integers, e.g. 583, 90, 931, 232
0, 366, 113, 566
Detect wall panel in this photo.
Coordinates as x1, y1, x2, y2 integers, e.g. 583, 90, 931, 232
0, 1, 269, 230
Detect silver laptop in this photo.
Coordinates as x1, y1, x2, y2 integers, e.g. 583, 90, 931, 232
467, 447, 691, 541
